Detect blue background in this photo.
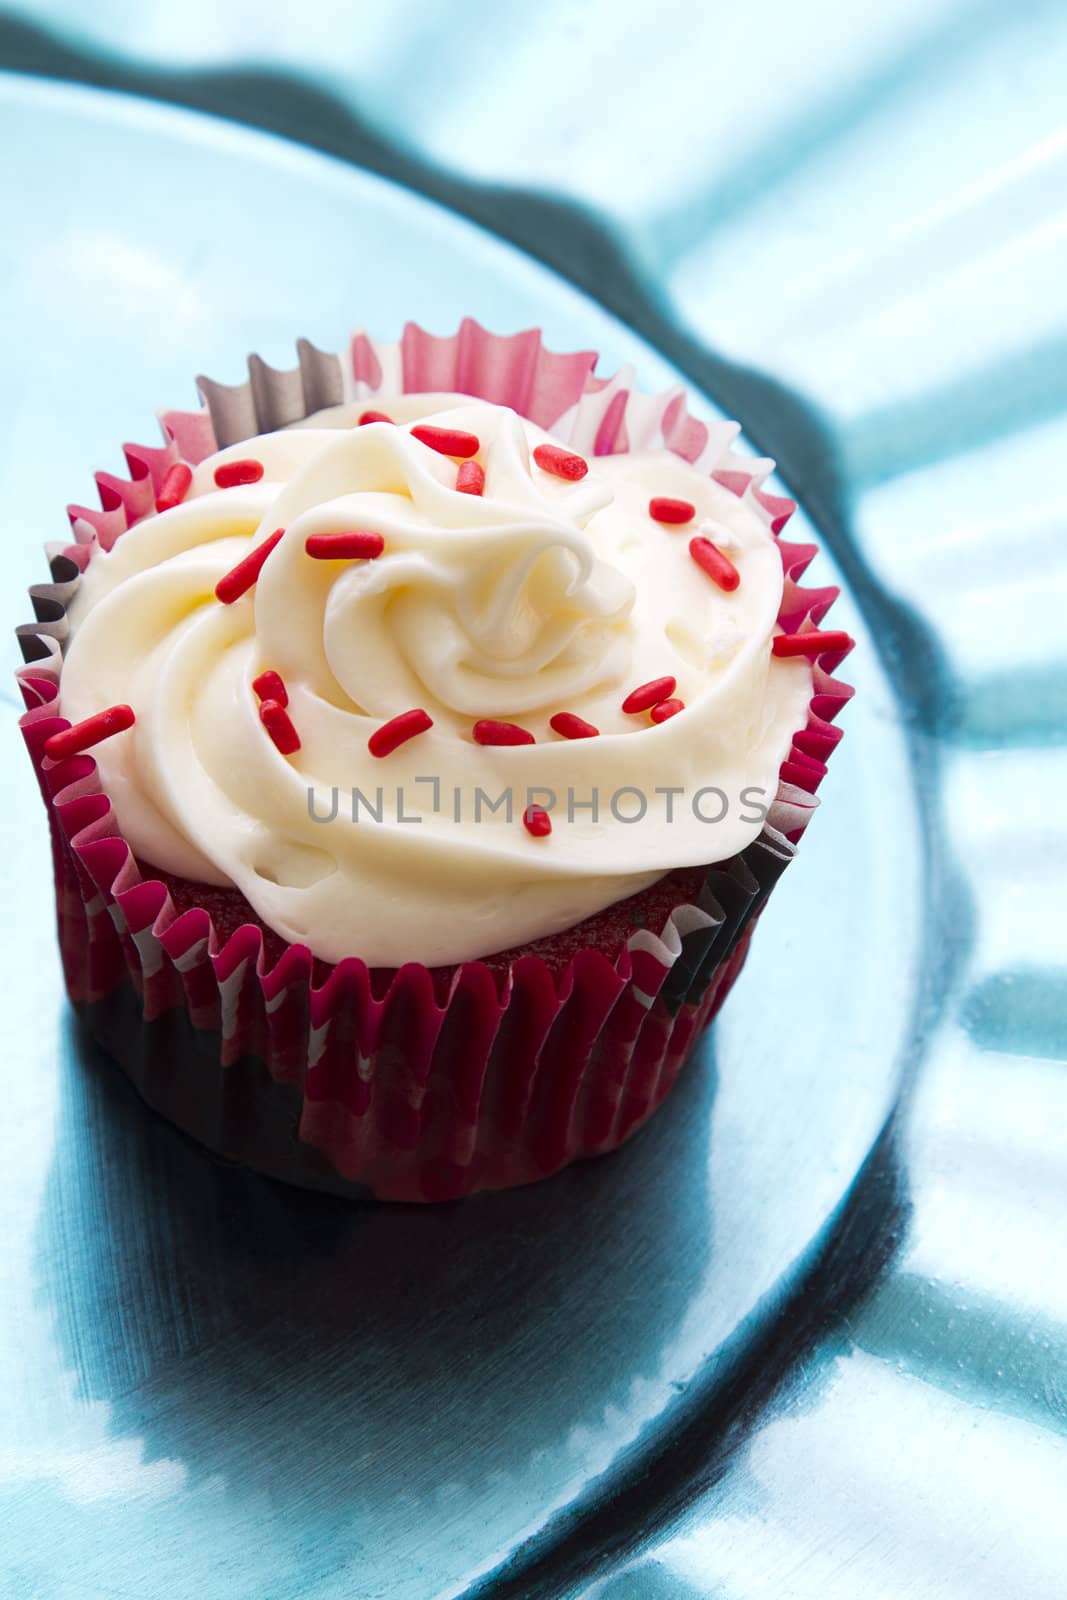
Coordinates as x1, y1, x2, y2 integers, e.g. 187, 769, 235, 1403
1, 5, 1066, 1596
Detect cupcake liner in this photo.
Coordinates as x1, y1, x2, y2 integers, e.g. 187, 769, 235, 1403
17, 319, 852, 1202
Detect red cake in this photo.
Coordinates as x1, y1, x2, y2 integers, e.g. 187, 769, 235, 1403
17, 320, 852, 1200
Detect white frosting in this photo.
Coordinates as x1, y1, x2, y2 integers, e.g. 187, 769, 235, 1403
60, 396, 812, 966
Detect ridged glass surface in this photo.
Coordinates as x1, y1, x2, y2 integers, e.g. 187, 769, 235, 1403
0, 6, 1065, 1593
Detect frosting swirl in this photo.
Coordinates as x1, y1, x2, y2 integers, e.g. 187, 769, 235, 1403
259, 404, 635, 730
61, 396, 812, 966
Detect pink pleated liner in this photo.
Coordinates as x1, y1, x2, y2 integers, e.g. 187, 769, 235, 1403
17, 319, 853, 1202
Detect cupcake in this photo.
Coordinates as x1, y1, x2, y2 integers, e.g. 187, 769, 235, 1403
17, 320, 853, 1201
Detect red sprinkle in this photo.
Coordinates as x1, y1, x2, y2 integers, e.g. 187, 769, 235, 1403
252, 670, 287, 707
411, 424, 480, 459
772, 630, 853, 659
523, 806, 552, 838
456, 460, 486, 496
155, 462, 193, 513
650, 697, 685, 723
214, 457, 265, 489
689, 535, 740, 592
359, 409, 394, 425
259, 698, 301, 756
215, 527, 285, 604
368, 708, 433, 758
532, 443, 589, 481
550, 712, 599, 740
622, 676, 676, 715
305, 530, 384, 561
473, 719, 536, 747
44, 703, 135, 760
649, 496, 695, 525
